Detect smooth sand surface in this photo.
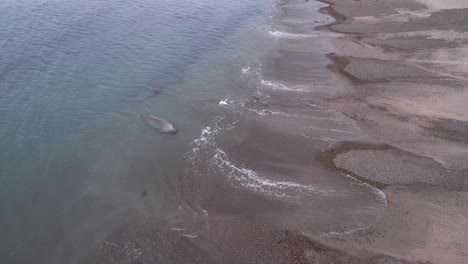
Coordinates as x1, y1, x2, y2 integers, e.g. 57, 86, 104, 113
318, 187, 468, 264
416, 0, 468, 10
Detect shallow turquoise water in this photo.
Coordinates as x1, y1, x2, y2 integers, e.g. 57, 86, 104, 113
0, 0, 273, 262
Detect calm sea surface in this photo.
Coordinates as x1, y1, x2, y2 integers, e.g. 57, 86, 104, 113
0, 0, 272, 262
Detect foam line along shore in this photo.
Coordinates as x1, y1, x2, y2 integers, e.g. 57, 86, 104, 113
85, 0, 395, 263
30, 0, 468, 263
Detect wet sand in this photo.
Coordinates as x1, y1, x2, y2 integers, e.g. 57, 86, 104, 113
314, 0, 468, 263
84, 0, 468, 263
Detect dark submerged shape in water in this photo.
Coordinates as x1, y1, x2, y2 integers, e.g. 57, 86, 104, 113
141, 114, 177, 134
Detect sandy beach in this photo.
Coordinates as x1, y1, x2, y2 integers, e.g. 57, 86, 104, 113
79, 1, 468, 263
313, 0, 468, 263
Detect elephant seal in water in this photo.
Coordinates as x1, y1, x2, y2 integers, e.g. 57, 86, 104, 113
141, 114, 177, 134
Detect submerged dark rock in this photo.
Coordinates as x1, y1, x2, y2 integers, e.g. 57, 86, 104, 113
150, 89, 162, 97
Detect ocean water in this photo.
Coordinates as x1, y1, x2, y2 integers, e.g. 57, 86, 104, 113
0, 0, 387, 263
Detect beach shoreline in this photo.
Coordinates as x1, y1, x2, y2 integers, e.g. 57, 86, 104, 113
83, 1, 468, 263
311, 0, 468, 263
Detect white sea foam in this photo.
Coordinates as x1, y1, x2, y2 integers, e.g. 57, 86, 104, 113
211, 148, 333, 198
241, 66, 251, 75
219, 98, 235, 106
170, 226, 200, 239
260, 79, 309, 92
170, 227, 187, 232
268, 30, 318, 39
243, 107, 300, 117
187, 115, 239, 165
241, 64, 262, 76
190, 126, 217, 149
185, 116, 381, 205
219, 98, 253, 116
182, 233, 198, 238
198, 126, 215, 143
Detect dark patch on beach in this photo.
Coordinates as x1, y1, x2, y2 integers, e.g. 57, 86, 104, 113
368, 104, 389, 112
312, 0, 468, 262
316, 1, 347, 32
319, 141, 468, 190
282, 232, 428, 264
317, 141, 392, 189
426, 118, 468, 142
368, 104, 412, 122
327, 54, 366, 84
366, 36, 461, 52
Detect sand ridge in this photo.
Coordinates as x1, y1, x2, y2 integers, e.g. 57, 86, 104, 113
314, 0, 468, 263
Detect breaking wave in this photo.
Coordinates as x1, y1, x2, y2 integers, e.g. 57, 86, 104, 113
211, 148, 334, 199
185, 114, 334, 201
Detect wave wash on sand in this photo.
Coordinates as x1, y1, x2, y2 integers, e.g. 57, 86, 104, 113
84, 0, 468, 264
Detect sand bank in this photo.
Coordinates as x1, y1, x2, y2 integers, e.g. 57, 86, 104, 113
314, 0, 468, 263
